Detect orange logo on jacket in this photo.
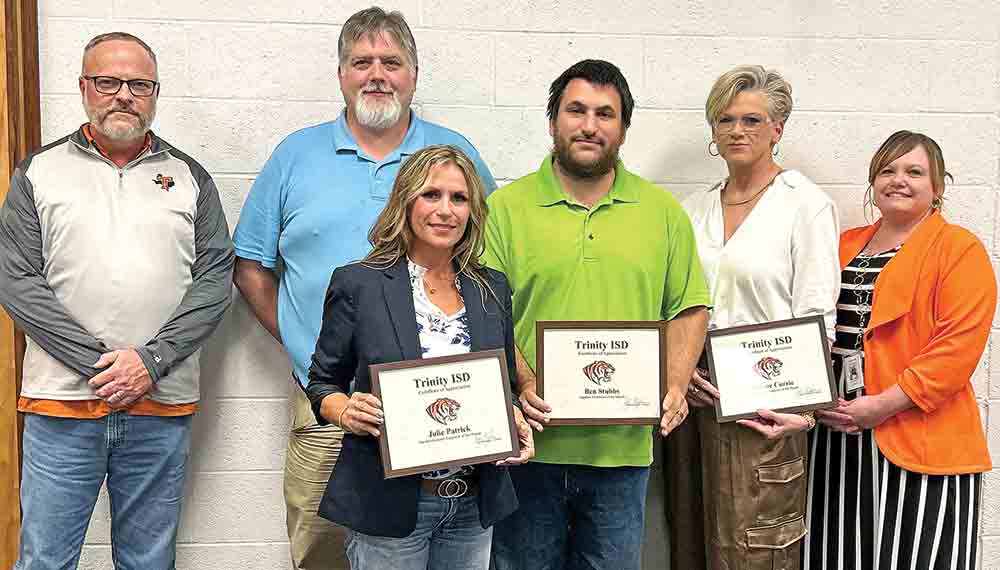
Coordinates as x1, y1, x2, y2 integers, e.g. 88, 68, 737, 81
153, 174, 174, 191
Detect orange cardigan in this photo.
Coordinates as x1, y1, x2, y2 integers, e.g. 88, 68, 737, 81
840, 212, 995, 475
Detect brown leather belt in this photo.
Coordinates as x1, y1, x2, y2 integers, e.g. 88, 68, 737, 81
419, 476, 479, 498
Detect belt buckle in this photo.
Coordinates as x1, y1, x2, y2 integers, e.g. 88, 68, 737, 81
436, 477, 469, 498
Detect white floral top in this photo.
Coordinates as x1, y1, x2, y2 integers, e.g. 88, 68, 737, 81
407, 259, 474, 480
408, 259, 472, 358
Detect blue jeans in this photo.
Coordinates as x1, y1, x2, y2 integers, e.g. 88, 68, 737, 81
16, 412, 193, 570
491, 463, 650, 570
346, 492, 492, 570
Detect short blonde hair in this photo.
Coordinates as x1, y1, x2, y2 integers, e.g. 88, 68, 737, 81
705, 65, 793, 127
363, 145, 488, 276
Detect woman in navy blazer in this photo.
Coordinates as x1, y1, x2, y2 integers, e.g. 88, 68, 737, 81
305, 145, 534, 570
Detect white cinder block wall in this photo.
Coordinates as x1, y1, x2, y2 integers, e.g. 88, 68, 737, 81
35, 1, 999, 568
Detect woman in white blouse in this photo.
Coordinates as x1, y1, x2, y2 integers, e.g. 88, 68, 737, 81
665, 66, 839, 570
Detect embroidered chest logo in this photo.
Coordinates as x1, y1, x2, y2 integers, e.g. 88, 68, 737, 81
426, 398, 461, 425
582, 360, 616, 385
153, 174, 175, 191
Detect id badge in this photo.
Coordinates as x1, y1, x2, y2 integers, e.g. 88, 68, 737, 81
843, 352, 864, 393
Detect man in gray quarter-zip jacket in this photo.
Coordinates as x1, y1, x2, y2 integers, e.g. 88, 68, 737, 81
0, 32, 233, 570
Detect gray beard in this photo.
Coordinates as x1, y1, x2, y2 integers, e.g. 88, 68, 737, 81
354, 93, 402, 130
86, 107, 154, 142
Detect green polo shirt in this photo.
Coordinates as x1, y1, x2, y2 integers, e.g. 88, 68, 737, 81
482, 156, 710, 467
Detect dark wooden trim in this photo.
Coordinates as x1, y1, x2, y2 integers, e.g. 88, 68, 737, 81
0, 0, 40, 566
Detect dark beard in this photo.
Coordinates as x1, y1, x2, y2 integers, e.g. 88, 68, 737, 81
552, 136, 618, 180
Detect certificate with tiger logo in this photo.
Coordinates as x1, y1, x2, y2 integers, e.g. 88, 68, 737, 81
704, 315, 837, 422
369, 349, 519, 478
535, 321, 665, 425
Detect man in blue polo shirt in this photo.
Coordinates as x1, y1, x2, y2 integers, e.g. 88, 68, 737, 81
232, 8, 495, 570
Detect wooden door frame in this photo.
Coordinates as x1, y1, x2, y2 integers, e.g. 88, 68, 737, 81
0, 0, 39, 566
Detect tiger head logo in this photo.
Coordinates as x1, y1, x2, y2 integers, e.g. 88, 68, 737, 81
426, 398, 461, 425
753, 356, 783, 380
582, 360, 616, 385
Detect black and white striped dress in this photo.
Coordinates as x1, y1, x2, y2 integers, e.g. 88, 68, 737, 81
803, 248, 982, 570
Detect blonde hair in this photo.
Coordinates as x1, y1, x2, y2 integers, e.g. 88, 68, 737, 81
705, 65, 793, 127
363, 145, 494, 293
864, 130, 951, 218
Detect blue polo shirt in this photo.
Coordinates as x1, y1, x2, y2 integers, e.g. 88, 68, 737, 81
234, 112, 496, 386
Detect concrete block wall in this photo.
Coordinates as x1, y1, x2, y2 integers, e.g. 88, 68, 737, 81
35, 1, 999, 568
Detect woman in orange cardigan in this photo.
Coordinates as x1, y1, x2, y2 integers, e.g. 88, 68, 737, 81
803, 130, 996, 570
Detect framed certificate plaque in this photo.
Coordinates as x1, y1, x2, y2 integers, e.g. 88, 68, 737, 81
704, 315, 837, 422
369, 349, 519, 478
535, 321, 665, 426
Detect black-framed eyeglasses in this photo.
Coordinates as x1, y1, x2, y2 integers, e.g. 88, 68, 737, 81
83, 75, 159, 97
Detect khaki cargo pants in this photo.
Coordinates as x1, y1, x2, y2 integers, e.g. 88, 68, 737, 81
666, 407, 807, 570
285, 382, 350, 570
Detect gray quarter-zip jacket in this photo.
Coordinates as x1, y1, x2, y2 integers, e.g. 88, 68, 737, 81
0, 128, 234, 404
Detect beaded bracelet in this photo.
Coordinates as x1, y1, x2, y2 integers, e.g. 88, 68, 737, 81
801, 411, 817, 430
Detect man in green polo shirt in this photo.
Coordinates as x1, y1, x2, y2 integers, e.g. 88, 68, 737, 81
485, 60, 710, 570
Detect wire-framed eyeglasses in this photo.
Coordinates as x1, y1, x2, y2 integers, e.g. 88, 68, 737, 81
714, 114, 770, 134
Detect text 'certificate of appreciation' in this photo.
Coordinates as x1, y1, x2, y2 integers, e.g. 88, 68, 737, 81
371, 349, 518, 479
536, 321, 665, 425
705, 315, 836, 422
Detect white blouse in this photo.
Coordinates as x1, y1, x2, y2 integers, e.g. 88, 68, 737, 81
681, 170, 840, 342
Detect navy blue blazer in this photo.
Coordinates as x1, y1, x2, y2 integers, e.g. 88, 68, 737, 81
305, 257, 519, 538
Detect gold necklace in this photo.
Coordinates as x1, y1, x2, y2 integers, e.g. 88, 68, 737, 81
721, 169, 784, 206
423, 274, 454, 296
